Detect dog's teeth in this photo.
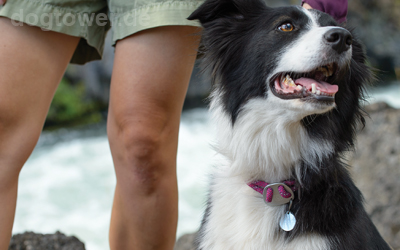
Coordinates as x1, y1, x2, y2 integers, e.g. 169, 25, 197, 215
311, 83, 316, 94
327, 64, 335, 76
283, 75, 296, 88
285, 75, 296, 87
282, 75, 289, 88
296, 85, 302, 91
316, 90, 321, 95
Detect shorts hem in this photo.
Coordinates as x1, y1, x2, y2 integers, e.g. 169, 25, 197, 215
0, 0, 109, 64
110, 1, 203, 45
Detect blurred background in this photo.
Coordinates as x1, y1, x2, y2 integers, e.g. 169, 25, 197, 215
12, 0, 400, 249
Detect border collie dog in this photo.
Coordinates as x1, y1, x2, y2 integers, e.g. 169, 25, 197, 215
188, 0, 392, 249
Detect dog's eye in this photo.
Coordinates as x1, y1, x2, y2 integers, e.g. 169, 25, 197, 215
278, 23, 294, 32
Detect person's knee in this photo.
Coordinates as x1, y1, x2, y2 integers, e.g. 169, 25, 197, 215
108, 116, 173, 194
121, 126, 162, 178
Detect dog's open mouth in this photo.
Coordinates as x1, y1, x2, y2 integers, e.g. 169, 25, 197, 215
271, 63, 339, 103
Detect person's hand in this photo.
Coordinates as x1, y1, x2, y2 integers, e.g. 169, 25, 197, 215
302, 0, 347, 23
0, 0, 6, 5
303, 3, 313, 9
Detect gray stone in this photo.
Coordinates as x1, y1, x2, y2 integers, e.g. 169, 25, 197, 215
8, 231, 85, 250
174, 233, 197, 250
349, 102, 400, 250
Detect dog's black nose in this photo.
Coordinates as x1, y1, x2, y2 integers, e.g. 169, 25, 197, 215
324, 28, 353, 54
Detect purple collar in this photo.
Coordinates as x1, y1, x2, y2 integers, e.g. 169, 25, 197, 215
248, 180, 299, 206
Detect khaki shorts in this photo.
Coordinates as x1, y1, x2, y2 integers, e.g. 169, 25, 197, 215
0, 0, 203, 64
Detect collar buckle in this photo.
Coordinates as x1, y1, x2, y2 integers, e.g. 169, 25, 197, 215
263, 183, 294, 206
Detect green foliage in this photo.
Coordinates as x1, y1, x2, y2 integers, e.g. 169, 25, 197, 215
46, 79, 104, 129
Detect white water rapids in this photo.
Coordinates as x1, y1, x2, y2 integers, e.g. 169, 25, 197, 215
14, 109, 215, 250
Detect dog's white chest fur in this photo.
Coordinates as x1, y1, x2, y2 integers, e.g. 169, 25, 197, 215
200, 173, 329, 250
198, 97, 333, 250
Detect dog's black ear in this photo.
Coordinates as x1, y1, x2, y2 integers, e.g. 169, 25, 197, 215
188, 0, 266, 25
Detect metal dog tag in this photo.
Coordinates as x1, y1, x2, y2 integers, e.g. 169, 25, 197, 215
263, 183, 294, 206
280, 211, 296, 231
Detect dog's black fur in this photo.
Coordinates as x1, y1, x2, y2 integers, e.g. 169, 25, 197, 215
189, 0, 391, 249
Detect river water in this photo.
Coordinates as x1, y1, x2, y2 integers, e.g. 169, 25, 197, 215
12, 83, 400, 250
14, 109, 215, 250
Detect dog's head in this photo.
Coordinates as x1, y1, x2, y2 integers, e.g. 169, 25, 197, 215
189, 0, 371, 156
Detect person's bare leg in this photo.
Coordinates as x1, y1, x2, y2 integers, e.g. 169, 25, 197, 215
108, 26, 200, 250
0, 17, 79, 250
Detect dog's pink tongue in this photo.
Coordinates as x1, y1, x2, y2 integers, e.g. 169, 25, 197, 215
294, 78, 339, 94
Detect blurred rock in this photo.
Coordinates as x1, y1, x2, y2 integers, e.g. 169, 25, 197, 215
8, 231, 85, 250
174, 233, 197, 250
183, 60, 211, 109
349, 102, 400, 250
347, 0, 400, 83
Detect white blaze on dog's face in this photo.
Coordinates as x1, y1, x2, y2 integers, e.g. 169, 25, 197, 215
268, 8, 353, 117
